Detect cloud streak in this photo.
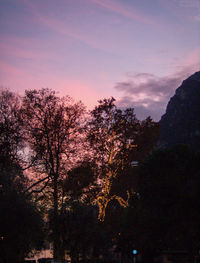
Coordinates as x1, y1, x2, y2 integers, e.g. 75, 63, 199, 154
90, 0, 155, 25
22, 0, 118, 53
0, 40, 49, 61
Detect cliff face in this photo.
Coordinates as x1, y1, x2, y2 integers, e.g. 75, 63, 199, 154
159, 71, 200, 150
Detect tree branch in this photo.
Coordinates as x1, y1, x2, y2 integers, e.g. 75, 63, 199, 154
24, 175, 50, 193
27, 177, 50, 195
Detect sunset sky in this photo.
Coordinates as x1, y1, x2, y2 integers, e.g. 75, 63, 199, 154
0, 0, 200, 120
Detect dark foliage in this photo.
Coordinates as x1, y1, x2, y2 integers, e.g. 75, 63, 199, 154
136, 145, 200, 262
0, 156, 45, 263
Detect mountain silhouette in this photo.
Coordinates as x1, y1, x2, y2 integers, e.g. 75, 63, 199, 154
159, 71, 200, 151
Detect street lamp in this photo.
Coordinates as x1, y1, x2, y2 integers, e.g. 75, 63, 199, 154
132, 249, 138, 263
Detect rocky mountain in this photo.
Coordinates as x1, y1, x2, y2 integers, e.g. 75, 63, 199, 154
159, 71, 200, 151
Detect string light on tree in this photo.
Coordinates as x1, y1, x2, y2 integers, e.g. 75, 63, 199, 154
87, 98, 138, 221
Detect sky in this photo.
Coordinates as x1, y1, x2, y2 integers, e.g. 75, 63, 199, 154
0, 0, 200, 121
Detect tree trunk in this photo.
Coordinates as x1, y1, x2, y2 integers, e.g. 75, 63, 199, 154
53, 175, 59, 260
70, 247, 79, 263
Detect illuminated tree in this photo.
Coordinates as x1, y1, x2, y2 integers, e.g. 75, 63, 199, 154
87, 98, 138, 221
22, 89, 85, 260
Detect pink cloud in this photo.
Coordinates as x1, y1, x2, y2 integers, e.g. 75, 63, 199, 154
160, 0, 200, 25
0, 41, 49, 61
193, 15, 200, 22
31, 14, 124, 54
90, 0, 157, 25
22, 1, 82, 41
170, 46, 200, 73
0, 61, 26, 80
34, 15, 113, 53
0, 61, 42, 94
22, 0, 165, 53
21, 0, 112, 52
183, 46, 200, 67
0, 35, 42, 50
0, 60, 101, 109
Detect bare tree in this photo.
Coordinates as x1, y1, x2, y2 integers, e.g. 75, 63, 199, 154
86, 98, 138, 221
22, 88, 85, 260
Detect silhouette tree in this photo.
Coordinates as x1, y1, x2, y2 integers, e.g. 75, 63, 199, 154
0, 89, 44, 262
63, 160, 99, 202
86, 98, 139, 221
22, 88, 85, 260
0, 142, 44, 263
0, 89, 24, 160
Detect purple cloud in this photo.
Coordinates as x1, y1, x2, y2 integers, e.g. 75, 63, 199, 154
115, 66, 199, 121
90, 0, 156, 25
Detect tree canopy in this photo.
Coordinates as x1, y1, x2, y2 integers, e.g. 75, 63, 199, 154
1, 88, 166, 262
86, 98, 159, 221
21, 88, 85, 260
0, 150, 44, 263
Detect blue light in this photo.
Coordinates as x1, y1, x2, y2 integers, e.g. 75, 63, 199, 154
133, 249, 138, 255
